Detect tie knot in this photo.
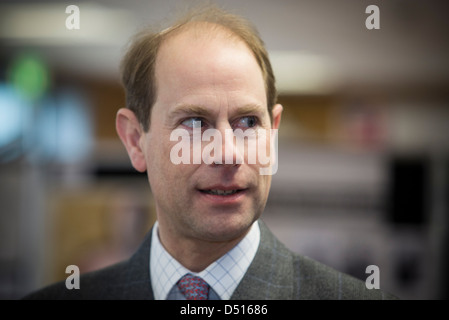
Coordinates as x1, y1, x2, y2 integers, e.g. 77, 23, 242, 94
177, 273, 209, 300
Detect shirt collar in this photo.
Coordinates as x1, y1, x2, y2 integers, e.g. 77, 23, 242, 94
150, 220, 260, 300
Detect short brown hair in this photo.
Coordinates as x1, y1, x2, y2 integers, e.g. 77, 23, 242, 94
120, 4, 277, 131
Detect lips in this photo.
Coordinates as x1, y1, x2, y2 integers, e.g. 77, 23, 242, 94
197, 185, 248, 203
198, 185, 247, 195
201, 189, 240, 196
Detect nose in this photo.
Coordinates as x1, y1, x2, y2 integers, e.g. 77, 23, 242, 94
204, 123, 243, 167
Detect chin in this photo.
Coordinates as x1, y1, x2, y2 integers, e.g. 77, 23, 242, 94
195, 214, 258, 242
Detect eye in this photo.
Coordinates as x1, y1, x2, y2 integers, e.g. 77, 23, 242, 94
234, 116, 258, 129
181, 117, 207, 129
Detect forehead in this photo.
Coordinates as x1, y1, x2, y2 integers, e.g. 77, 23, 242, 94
160, 21, 246, 56
156, 23, 256, 74
153, 23, 266, 107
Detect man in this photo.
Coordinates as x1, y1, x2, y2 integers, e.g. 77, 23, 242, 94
24, 5, 397, 300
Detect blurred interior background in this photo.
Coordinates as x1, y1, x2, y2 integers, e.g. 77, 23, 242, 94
1, 0, 448, 300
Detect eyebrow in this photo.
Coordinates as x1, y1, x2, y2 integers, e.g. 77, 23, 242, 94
170, 104, 212, 118
236, 104, 266, 116
169, 103, 265, 119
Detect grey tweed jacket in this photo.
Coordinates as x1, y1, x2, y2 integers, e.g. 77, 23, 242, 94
23, 220, 397, 300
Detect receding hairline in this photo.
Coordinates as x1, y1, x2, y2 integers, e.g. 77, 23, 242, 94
160, 20, 247, 42
120, 5, 277, 131
153, 21, 268, 109
155, 20, 261, 70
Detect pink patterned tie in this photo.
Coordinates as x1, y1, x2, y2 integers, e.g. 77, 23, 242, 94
177, 273, 209, 300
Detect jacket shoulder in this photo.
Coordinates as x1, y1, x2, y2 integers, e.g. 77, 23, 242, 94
22, 228, 155, 300
294, 254, 399, 300
252, 220, 398, 300
22, 261, 130, 300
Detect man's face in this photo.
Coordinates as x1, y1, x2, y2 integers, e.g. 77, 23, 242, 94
139, 28, 281, 243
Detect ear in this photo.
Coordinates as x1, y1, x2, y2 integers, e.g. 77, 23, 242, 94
116, 108, 147, 172
271, 104, 283, 130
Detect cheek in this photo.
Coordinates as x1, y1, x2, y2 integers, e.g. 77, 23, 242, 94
255, 172, 270, 189
144, 135, 170, 185
145, 129, 176, 165
145, 136, 193, 189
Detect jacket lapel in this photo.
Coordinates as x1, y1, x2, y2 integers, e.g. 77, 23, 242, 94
231, 220, 295, 300
119, 228, 155, 299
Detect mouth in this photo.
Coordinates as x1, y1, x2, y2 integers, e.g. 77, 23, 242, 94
197, 186, 248, 204
200, 189, 242, 196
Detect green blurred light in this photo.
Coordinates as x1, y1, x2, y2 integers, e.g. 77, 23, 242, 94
8, 53, 49, 101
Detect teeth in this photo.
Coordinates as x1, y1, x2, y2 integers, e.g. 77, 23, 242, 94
206, 189, 238, 195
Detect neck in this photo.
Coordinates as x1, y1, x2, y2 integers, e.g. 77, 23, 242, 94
157, 221, 250, 272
